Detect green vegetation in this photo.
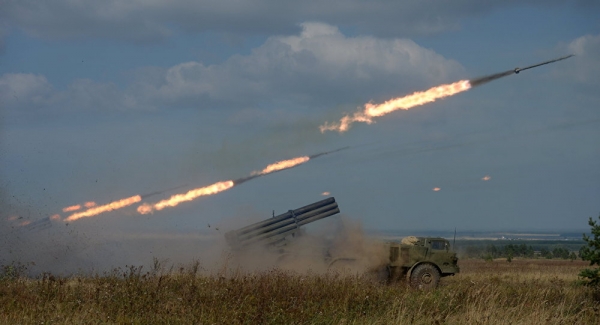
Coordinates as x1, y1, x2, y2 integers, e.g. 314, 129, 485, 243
457, 240, 584, 260
580, 215, 600, 286
1, 259, 599, 324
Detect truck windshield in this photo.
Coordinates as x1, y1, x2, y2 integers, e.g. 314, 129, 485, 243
431, 241, 446, 250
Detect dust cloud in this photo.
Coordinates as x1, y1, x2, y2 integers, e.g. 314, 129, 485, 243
223, 216, 389, 277
1, 204, 388, 279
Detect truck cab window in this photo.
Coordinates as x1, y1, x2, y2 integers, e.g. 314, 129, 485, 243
431, 241, 446, 250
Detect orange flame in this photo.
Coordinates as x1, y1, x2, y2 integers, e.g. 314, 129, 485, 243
50, 214, 61, 221
84, 201, 97, 208
62, 204, 81, 212
251, 156, 310, 176
482, 175, 491, 181
320, 80, 471, 133
64, 195, 142, 222
433, 187, 441, 192
321, 191, 331, 196
137, 181, 234, 215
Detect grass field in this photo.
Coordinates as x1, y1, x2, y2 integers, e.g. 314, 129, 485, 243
1, 258, 599, 324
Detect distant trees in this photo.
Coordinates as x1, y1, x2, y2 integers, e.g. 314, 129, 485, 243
460, 243, 576, 261
579, 215, 600, 286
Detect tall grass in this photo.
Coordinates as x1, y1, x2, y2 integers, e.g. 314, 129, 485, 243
1, 259, 598, 324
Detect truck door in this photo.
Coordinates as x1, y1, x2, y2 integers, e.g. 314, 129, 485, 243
427, 239, 454, 272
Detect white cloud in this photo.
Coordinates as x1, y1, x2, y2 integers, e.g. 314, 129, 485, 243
2, 0, 595, 42
0, 73, 53, 108
0, 74, 138, 113
133, 22, 465, 110
565, 34, 600, 84
1, 23, 464, 113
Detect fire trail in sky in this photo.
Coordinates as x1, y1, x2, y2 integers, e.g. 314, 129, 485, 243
64, 195, 142, 222
61, 185, 191, 222
19, 149, 343, 226
136, 149, 345, 215
320, 55, 573, 133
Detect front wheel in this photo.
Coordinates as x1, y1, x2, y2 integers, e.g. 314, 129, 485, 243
409, 264, 440, 289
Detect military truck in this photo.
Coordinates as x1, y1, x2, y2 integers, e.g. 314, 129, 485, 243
225, 197, 459, 288
386, 236, 459, 289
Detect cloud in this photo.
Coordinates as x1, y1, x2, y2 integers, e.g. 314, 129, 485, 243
134, 22, 465, 109
0, 73, 53, 109
565, 34, 600, 84
0, 74, 136, 113
2, 23, 464, 114
2, 0, 596, 42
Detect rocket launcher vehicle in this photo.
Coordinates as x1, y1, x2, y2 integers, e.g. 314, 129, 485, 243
225, 197, 340, 249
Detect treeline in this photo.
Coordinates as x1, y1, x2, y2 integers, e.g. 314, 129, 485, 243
459, 243, 578, 261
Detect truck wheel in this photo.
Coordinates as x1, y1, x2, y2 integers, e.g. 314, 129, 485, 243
328, 258, 358, 274
410, 264, 440, 289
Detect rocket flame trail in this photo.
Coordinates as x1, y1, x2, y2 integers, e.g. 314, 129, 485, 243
251, 156, 310, 176
84, 201, 97, 208
138, 154, 317, 214
320, 80, 471, 133
62, 204, 81, 212
321, 54, 573, 133
64, 195, 142, 222
47, 147, 347, 221
137, 181, 234, 214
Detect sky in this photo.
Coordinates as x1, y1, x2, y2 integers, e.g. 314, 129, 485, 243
1, 0, 599, 251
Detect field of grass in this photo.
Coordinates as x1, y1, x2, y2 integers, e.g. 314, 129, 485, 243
1, 258, 599, 324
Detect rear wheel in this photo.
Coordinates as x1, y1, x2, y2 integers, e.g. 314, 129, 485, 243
328, 258, 358, 274
409, 264, 440, 289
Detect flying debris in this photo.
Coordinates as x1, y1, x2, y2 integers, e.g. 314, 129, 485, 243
514, 55, 574, 74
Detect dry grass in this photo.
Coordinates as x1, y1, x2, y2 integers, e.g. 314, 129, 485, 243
1, 259, 599, 324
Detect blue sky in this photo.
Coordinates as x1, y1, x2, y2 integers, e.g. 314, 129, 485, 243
1, 0, 599, 248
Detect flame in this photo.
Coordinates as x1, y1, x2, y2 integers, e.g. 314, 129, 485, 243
64, 195, 142, 222
321, 191, 330, 196
482, 175, 491, 181
84, 201, 97, 208
251, 156, 310, 176
321, 80, 471, 132
138, 181, 234, 215
138, 156, 310, 215
19, 220, 31, 226
50, 214, 61, 221
433, 187, 441, 192
62, 204, 81, 212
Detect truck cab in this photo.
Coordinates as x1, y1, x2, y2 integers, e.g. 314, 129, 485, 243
387, 237, 459, 288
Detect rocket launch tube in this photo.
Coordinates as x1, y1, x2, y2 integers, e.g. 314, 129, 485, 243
236, 202, 339, 242
235, 201, 338, 241
235, 204, 339, 246
233, 197, 335, 235
259, 208, 341, 246
225, 197, 339, 248
237, 207, 340, 247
